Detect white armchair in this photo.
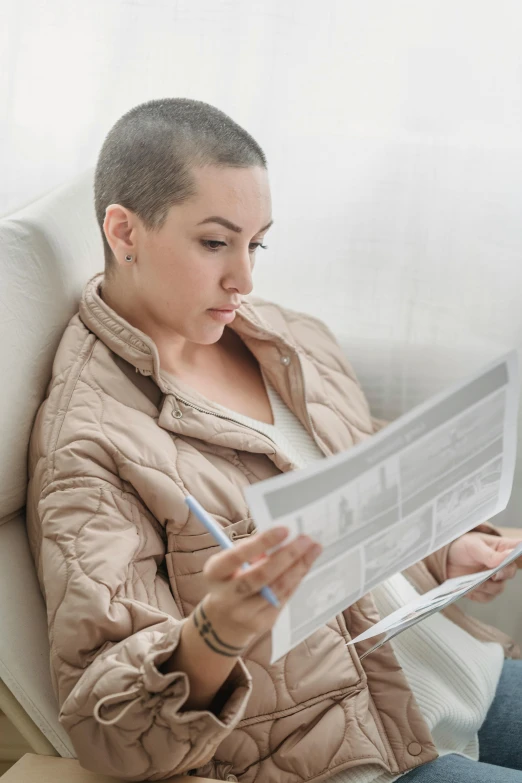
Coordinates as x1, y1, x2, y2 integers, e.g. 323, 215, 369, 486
0, 172, 101, 761
1, 171, 521, 780
0, 173, 212, 780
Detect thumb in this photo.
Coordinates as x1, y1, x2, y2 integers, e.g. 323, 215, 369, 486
472, 537, 508, 569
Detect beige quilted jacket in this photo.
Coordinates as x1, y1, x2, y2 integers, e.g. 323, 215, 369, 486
26, 273, 519, 783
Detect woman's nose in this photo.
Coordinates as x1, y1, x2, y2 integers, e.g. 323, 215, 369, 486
223, 250, 254, 295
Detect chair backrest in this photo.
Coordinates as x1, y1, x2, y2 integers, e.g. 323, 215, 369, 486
0, 170, 103, 755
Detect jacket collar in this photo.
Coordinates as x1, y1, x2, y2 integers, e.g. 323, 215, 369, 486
79, 273, 296, 385
79, 273, 311, 468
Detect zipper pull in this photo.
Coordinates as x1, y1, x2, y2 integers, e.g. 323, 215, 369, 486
171, 396, 183, 419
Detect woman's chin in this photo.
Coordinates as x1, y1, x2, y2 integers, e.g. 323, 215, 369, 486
190, 323, 227, 346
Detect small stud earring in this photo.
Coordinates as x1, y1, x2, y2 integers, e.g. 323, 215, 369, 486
124, 254, 133, 263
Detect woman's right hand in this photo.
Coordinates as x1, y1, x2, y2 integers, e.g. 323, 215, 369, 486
200, 527, 322, 650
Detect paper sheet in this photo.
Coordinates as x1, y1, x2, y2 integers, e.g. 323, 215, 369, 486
243, 351, 519, 663
349, 540, 522, 659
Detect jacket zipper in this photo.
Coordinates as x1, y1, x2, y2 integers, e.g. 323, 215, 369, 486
170, 393, 278, 447
165, 344, 320, 453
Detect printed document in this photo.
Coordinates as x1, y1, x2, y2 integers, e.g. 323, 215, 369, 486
348, 540, 522, 659
243, 351, 519, 664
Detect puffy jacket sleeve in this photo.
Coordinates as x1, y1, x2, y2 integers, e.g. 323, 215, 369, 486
37, 481, 252, 781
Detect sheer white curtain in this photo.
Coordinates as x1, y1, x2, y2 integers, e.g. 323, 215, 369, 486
3, 0, 522, 519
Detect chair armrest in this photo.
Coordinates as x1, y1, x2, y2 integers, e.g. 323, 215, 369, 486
498, 527, 522, 568
1, 754, 215, 782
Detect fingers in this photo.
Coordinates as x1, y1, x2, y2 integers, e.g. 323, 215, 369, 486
492, 563, 518, 582
480, 533, 509, 548
468, 579, 506, 602
496, 535, 522, 552
244, 540, 322, 611
232, 535, 319, 598
472, 537, 507, 569
268, 542, 321, 603
204, 527, 289, 581
466, 559, 518, 602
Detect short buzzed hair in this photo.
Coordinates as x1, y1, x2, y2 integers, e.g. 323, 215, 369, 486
94, 97, 267, 275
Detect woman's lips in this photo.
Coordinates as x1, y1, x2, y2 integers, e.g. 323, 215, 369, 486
207, 308, 237, 323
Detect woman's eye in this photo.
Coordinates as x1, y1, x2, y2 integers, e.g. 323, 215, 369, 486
201, 240, 268, 253
201, 240, 226, 251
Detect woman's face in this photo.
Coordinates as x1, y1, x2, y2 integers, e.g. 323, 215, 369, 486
105, 165, 272, 349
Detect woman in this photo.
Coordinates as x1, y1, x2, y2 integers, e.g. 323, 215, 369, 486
26, 97, 522, 783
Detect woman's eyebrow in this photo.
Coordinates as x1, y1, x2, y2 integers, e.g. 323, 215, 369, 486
197, 216, 274, 233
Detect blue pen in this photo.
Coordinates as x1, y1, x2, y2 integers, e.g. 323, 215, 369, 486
185, 495, 280, 608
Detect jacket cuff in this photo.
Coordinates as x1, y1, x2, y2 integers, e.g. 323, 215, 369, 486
64, 620, 254, 779
69, 619, 252, 740
145, 624, 253, 729
206, 659, 253, 727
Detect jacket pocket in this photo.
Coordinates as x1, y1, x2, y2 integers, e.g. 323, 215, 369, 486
170, 516, 255, 568
165, 517, 256, 614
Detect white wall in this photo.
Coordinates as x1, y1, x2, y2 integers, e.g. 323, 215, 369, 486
4, 0, 522, 520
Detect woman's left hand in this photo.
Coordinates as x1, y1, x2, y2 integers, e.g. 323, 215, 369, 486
447, 532, 522, 603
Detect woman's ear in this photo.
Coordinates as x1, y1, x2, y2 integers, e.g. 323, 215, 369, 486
103, 204, 137, 267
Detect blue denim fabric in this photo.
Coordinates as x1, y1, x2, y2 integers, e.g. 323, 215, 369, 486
399, 659, 522, 781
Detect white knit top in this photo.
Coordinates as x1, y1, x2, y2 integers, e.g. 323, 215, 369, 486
214, 371, 504, 783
